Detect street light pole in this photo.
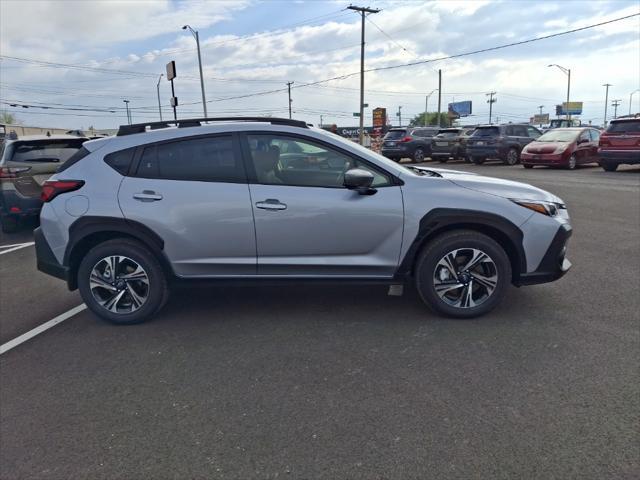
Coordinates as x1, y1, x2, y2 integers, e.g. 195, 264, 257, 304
548, 64, 571, 121
397, 106, 402, 127
156, 74, 164, 121
630, 89, 640, 115
182, 25, 208, 118
603, 83, 612, 126
424, 88, 438, 126
123, 99, 131, 125
348, 5, 380, 145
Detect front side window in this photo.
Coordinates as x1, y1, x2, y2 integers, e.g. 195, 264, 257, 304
136, 135, 244, 182
589, 129, 600, 142
246, 134, 392, 188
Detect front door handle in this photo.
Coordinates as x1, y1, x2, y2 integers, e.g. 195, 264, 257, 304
256, 199, 287, 210
133, 190, 163, 202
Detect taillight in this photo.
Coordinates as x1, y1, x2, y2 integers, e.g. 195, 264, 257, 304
0, 166, 31, 179
399, 136, 413, 142
40, 180, 84, 202
599, 136, 610, 147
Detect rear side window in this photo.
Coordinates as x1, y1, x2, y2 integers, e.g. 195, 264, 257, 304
607, 120, 640, 133
589, 129, 600, 142
104, 148, 135, 176
135, 135, 245, 183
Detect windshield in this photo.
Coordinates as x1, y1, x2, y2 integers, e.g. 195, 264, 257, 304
384, 130, 407, 140
472, 127, 500, 137
536, 130, 580, 142
8, 139, 86, 163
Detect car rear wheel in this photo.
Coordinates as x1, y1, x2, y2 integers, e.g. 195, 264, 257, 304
567, 155, 577, 170
601, 162, 618, 172
438, 157, 448, 163
471, 156, 485, 165
523, 164, 534, 169
504, 148, 520, 165
78, 239, 169, 325
0, 215, 19, 233
415, 230, 511, 318
413, 148, 426, 162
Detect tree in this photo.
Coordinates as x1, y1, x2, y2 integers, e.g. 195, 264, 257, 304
0, 111, 18, 125
408, 112, 451, 127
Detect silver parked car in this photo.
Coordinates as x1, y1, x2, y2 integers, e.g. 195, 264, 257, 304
35, 117, 572, 324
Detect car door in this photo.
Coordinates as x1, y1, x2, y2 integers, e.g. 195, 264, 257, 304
576, 130, 591, 164
118, 134, 257, 277
241, 133, 404, 277
588, 129, 601, 163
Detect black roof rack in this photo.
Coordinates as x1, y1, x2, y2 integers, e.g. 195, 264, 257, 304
116, 117, 308, 136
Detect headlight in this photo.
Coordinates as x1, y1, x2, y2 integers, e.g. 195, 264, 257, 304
511, 199, 565, 216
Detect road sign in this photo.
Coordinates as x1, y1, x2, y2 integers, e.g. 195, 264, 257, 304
353, 112, 360, 117
166, 61, 177, 80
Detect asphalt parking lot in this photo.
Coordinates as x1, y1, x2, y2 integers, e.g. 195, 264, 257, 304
1, 162, 638, 479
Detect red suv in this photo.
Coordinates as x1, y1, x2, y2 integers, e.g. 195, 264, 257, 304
598, 117, 640, 171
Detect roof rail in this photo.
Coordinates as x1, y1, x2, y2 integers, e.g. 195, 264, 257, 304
116, 117, 308, 136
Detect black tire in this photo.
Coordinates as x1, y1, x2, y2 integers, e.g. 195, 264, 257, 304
438, 157, 448, 163
523, 164, 534, 169
566, 154, 577, 170
601, 162, 618, 172
77, 238, 169, 325
504, 148, 520, 165
1, 215, 19, 233
415, 230, 511, 319
413, 148, 426, 163
471, 156, 485, 165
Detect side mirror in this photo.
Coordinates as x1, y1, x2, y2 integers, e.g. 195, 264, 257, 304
344, 168, 376, 194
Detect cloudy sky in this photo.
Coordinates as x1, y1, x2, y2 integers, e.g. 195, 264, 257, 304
1, 0, 638, 130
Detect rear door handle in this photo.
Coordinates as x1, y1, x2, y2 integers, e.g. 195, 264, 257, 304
133, 190, 163, 202
256, 199, 287, 210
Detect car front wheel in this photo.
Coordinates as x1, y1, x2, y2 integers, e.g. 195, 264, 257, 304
78, 239, 169, 324
601, 162, 618, 172
567, 154, 577, 170
415, 230, 511, 318
504, 148, 520, 165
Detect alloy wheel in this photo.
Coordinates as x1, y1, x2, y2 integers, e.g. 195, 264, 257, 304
432, 248, 498, 308
506, 149, 519, 165
90, 255, 149, 314
414, 148, 425, 162
568, 155, 576, 170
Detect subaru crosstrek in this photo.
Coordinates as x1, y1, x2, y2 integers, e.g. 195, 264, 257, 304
35, 117, 572, 324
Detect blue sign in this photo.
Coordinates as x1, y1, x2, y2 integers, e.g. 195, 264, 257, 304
448, 101, 472, 117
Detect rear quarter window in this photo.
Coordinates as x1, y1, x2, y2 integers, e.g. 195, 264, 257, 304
104, 147, 136, 176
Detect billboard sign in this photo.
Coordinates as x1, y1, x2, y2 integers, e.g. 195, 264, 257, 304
533, 113, 549, 124
448, 101, 472, 118
372, 107, 387, 136
561, 101, 583, 115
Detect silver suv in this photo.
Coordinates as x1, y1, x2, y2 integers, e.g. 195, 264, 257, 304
35, 117, 572, 324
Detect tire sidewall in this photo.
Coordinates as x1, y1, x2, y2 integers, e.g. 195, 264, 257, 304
505, 148, 519, 165
415, 232, 511, 318
568, 155, 576, 169
414, 148, 425, 162
78, 240, 167, 324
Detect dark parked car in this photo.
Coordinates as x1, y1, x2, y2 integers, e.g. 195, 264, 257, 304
431, 127, 476, 162
466, 124, 542, 165
521, 128, 600, 169
0, 135, 87, 232
381, 127, 439, 162
598, 117, 640, 171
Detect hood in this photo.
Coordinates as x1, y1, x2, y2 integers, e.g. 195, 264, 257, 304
524, 141, 572, 154
412, 166, 562, 203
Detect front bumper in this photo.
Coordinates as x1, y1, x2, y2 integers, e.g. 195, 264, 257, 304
598, 149, 640, 164
34, 227, 69, 282
516, 223, 572, 286
521, 153, 566, 165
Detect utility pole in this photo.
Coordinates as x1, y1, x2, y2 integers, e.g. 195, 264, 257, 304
156, 74, 164, 121
612, 99, 621, 119
397, 106, 402, 127
538, 105, 544, 128
320, 115, 323, 127
123, 99, 131, 125
486, 92, 497, 124
603, 83, 612, 127
437, 69, 442, 127
182, 25, 208, 117
348, 5, 380, 146
286, 81, 294, 119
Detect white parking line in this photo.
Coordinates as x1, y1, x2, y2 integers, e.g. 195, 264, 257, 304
0, 304, 87, 355
0, 242, 35, 255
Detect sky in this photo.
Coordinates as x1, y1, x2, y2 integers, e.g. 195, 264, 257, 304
0, 0, 639, 130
